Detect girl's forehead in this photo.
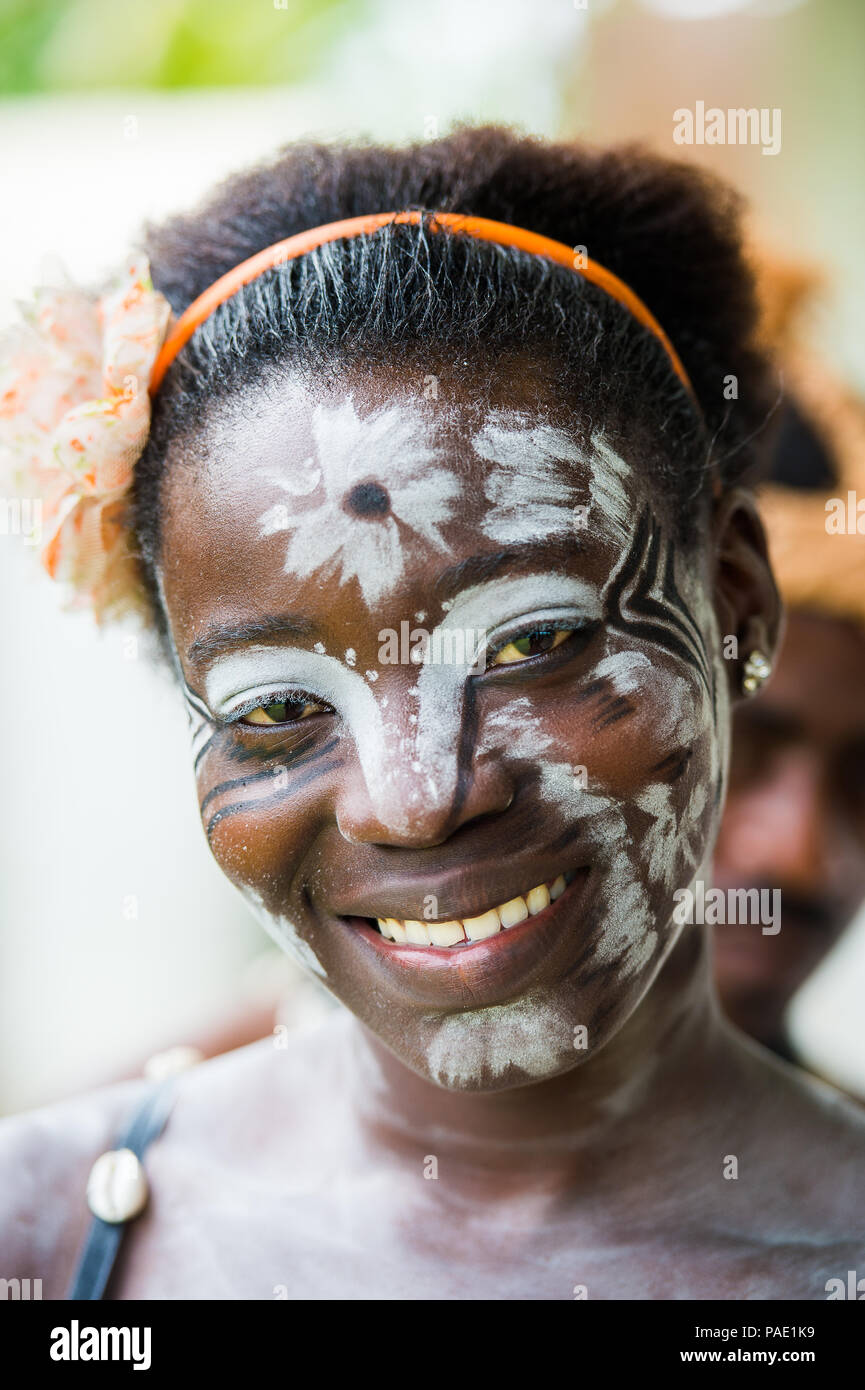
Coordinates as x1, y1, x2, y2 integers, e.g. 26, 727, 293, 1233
174, 368, 590, 482
164, 369, 643, 527
159, 374, 650, 653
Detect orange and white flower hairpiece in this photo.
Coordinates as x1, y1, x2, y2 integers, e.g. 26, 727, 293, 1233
0, 256, 171, 622
1, 211, 697, 624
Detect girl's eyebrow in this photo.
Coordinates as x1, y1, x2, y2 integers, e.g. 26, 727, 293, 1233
187, 613, 318, 671
434, 537, 581, 603
188, 540, 584, 670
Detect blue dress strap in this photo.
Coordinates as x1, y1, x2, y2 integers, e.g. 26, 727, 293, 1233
66, 1077, 177, 1300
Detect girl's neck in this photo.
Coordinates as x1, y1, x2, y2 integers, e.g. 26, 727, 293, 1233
346, 925, 732, 1174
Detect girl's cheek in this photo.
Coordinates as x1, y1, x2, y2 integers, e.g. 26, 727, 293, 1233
193, 745, 325, 897
585, 682, 708, 796
491, 649, 710, 802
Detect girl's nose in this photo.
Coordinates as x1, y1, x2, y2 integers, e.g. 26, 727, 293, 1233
334, 738, 515, 848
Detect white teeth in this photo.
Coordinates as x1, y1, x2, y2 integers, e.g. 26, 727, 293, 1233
526, 884, 550, 916
404, 920, 431, 945
499, 896, 529, 929
373, 875, 570, 948
377, 917, 406, 942
462, 909, 502, 941
428, 920, 467, 947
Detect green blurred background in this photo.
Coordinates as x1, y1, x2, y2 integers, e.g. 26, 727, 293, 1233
0, 0, 358, 91
2, 0, 862, 375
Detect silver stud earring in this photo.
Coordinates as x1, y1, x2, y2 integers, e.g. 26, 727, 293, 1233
741, 649, 771, 695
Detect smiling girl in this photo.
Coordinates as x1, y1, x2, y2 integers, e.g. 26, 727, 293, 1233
1, 125, 863, 1300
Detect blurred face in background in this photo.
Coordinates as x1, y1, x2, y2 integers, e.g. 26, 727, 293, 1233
713, 609, 865, 1047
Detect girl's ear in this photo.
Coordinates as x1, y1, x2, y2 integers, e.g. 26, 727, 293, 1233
710, 488, 784, 704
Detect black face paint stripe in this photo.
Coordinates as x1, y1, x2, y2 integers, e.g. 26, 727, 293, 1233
650, 748, 694, 781
184, 681, 217, 773
199, 736, 340, 817
446, 680, 480, 830
610, 620, 710, 693
572, 679, 639, 731
605, 508, 712, 698
623, 540, 711, 692
182, 683, 212, 723
624, 595, 711, 691
194, 734, 217, 773
661, 545, 712, 677
620, 514, 711, 689
205, 756, 342, 844
711, 655, 721, 731
595, 698, 636, 731
198, 727, 320, 795
605, 507, 650, 611
574, 678, 608, 703
205, 721, 335, 770
584, 687, 625, 713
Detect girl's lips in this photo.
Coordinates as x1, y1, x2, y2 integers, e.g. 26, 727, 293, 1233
369, 870, 575, 948
336, 867, 594, 1010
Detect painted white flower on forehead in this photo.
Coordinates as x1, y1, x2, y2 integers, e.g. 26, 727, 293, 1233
257, 395, 461, 607
472, 409, 633, 547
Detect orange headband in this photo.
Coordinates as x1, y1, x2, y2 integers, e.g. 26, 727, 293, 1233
148, 210, 694, 399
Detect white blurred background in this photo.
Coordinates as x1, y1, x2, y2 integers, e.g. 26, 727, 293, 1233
1, 0, 864, 1111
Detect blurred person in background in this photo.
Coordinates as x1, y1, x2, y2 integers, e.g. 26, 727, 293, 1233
713, 253, 865, 1091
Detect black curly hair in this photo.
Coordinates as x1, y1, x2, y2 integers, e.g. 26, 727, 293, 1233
132, 123, 771, 639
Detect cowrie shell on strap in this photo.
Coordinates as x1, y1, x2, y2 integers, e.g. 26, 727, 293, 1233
86, 1147, 149, 1223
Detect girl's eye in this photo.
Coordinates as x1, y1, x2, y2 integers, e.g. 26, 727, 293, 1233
239, 698, 328, 727
487, 627, 574, 668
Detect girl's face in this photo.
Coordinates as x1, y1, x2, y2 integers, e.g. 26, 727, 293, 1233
159, 361, 730, 1091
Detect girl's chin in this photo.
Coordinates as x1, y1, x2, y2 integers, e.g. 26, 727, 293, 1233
348, 977, 638, 1095
382, 1016, 598, 1094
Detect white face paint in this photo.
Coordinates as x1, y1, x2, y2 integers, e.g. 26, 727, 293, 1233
421, 616, 718, 1089
254, 391, 639, 620
204, 644, 419, 838
186, 705, 212, 763
423, 992, 575, 1088
587, 433, 638, 547
201, 571, 604, 839
203, 488, 723, 1012
240, 887, 328, 980
591, 650, 706, 746
257, 396, 461, 608
480, 694, 659, 982
473, 410, 634, 547
412, 572, 605, 789
194, 391, 731, 1079
469, 511, 724, 1002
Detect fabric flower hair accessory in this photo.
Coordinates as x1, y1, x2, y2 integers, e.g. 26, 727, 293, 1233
0, 256, 172, 622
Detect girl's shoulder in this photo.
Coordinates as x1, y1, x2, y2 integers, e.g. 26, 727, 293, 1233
0, 1076, 154, 1298
728, 1030, 865, 1245
0, 1026, 336, 1297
